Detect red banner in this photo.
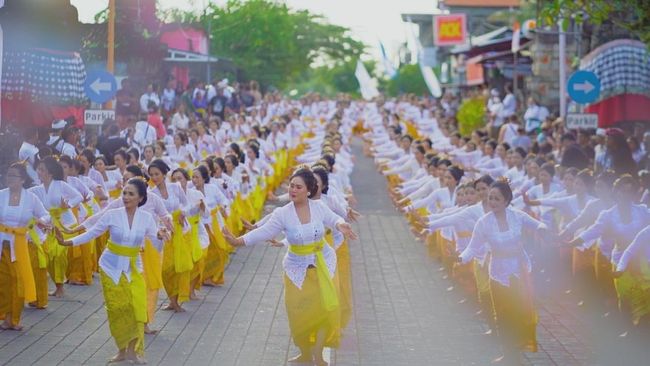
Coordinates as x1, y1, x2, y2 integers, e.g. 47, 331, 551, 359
434, 14, 467, 47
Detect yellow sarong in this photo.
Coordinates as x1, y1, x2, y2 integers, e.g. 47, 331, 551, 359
47, 208, 68, 284
288, 241, 339, 312
106, 241, 147, 323
203, 207, 230, 285
0, 223, 37, 304
162, 211, 192, 303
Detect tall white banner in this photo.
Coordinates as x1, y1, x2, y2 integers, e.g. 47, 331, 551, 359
406, 16, 442, 98
355, 60, 379, 101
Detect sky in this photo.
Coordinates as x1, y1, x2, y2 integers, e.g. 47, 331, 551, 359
71, 0, 438, 64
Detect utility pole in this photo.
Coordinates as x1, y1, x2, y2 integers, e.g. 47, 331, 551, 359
558, 16, 567, 118
106, 0, 116, 109
205, 0, 211, 83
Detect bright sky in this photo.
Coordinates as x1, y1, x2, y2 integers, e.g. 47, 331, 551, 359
71, 0, 437, 63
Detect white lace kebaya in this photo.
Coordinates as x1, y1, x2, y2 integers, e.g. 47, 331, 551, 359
242, 199, 345, 289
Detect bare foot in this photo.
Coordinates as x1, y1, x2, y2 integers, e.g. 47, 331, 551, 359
0, 322, 22, 331
174, 306, 186, 313
162, 304, 175, 311
126, 352, 147, 364
144, 325, 158, 335
49, 288, 64, 298
28, 302, 46, 309
287, 353, 311, 363
108, 352, 126, 363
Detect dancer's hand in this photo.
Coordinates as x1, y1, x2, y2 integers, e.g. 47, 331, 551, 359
222, 226, 244, 247
157, 227, 171, 242
267, 239, 284, 247
241, 219, 255, 231
336, 222, 358, 241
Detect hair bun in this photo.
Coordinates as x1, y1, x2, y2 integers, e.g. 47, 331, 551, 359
496, 176, 510, 185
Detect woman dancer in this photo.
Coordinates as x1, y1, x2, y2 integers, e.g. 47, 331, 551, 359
55, 178, 168, 364
223, 168, 356, 366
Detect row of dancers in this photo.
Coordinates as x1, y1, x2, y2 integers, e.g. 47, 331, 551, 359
358, 99, 650, 364
0, 98, 361, 365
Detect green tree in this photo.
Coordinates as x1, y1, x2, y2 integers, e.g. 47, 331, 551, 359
170, 0, 366, 89
290, 60, 378, 97
539, 0, 650, 46
385, 64, 429, 96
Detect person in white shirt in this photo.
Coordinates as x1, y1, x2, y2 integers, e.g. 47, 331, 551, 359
501, 83, 517, 119
460, 180, 549, 362
18, 128, 41, 184
0, 163, 50, 330
171, 103, 190, 131
523, 97, 549, 134
139, 83, 160, 114
161, 79, 176, 117
60, 126, 79, 159
56, 178, 167, 365
47, 119, 67, 153
222, 168, 356, 366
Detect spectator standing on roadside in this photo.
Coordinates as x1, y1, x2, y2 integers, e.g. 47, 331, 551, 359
140, 83, 160, 114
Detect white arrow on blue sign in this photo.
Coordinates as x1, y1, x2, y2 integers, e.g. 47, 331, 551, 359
84, 69, 118, 104
567, 70, 600, 104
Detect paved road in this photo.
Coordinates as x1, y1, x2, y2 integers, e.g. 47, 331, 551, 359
2, 139, 649, 365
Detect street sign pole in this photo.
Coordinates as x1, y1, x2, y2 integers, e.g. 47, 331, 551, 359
106, 0, 116, 109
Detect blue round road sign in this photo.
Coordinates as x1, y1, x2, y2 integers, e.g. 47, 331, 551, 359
84, 69, 118, 104
567, 70, 600, 104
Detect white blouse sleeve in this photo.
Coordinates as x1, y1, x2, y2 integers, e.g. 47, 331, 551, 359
318, 200, 345, 229
29, 192, 51, 224
518, 209, 547, 231
460, 217, 488, 264
617, 226, 650, 272
242, 209, 284, 246
71, 211, 112, 246
61, 181, 84, 208
579, 210, 608, 244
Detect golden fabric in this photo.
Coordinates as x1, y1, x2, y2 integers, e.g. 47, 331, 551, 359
100, 270, 145, 355
335, 241, 353, 330
473, 259, 491, 306
0, 224, 37, 302
204, 209, 230, 285
490, 275, 538, 353
95, 232, 109, 273
284, 270, 341, 350
572, 247, 595, 277
186, 214, 204, 263
142, 235, 163, 324
47, 208, 68, 284
142, 239, 163, 290
162, 211, 192, 303
66, 240, 94, 284
0, 245, 24, 325
28, 241, 48, 308
106, 241, 147, 323
288, 241, 339, 312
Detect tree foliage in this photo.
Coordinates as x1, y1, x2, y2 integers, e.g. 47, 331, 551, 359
290, 60, 378, 98
169, 0, 366, 89
385, 64, 429, 97
539, 0, 650, 46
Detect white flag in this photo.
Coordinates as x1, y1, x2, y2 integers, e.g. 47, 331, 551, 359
379, 42, 397, 78
406, 16, 442, 98
355, 60, 379, 101
420, 63, 442, 98
511, 21, 521, 53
